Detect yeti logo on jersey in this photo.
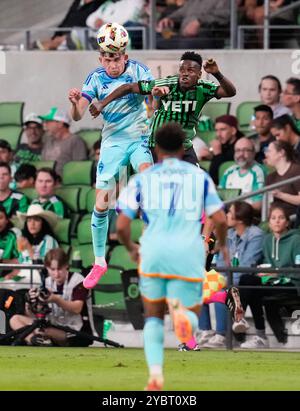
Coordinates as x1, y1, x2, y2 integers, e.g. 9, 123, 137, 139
161, 100, 197, 112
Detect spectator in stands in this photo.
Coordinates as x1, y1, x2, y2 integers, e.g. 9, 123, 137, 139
32, 168, 69, 218
258, 75, 290, 118
265, 140, 300, 218
208, 115, 243, 185
0, 140, 17, 189
282, 77, 300, 132
15, 114, 44, 164
248, 105, 275, 163
219, 138, 265, 211
14, 164, 37, 189
40, 107, 87, 177
86, 0, 150, 49
34, 0, 105, 50
240, 204, 300, 348
16, 204, 59, 264
0, 205, 19, 279
0, 163, 29, 218
10, 248, 93, 347
156, 0, 230, 49
271, 114, 300, 160
199, 201, 264, 348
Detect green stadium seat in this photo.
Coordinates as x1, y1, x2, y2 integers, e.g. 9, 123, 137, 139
201, 102, 231, 123
53, 218, 71, 246
77, 128, 101, 151
0, 125, 22, 149
236, 101, 260, 128
218, 160, 235, 182
29, 160, 55, 170
77, 216, 92, 244
199, 160, 211, 172
217, 188, 241, 202
0, 102, 24, 126
62, 161, 93, 186
108, 245, 137, 271
55, 187, 81, 213
19, 187, 37, 202
86, 188, 95, 213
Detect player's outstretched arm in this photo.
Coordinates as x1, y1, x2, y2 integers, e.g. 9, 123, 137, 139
210, 209, 230, 266
203, 59, 236, 98
69, 88, 89, 121
89, 82, 141, 119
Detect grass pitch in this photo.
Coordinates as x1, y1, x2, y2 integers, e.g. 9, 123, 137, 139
1, 347, 300, 391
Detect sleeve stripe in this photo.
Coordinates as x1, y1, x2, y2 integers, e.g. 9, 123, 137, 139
82, 92, 93, 103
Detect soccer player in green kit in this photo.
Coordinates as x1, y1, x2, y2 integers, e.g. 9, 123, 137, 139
89, 51, 236, 165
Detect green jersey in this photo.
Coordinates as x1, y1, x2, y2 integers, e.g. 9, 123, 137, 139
0, 191, 29, 218
14, 143, 42, 164
0, 229, 19, 260
138, 76, 218, 149
31, 195, 69, 218
291, 115, 300, 133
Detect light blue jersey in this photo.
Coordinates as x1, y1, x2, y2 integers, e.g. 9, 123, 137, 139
82, 59, 153, 145
117, 158, 223, 281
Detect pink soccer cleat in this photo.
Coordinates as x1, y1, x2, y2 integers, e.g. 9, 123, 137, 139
144, 375, 164, 391
83, 263, 107, 289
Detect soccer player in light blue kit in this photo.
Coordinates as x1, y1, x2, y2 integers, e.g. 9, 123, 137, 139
68, 24, 153, 289
116, 123, 230, 391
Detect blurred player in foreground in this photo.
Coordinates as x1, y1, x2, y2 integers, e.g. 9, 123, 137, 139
116, 123, 230, 391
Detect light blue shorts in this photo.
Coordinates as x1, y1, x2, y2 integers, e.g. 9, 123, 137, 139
139, 275, 203, 309
96, 139, 153, 190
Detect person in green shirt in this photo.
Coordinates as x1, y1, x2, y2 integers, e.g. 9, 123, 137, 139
0, 162, 29, 218
0, 205, 19, 278
89, 51, 236, 165
31, 168, 69, 218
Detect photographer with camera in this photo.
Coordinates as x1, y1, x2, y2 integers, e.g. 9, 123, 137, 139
9, 248, 93, 346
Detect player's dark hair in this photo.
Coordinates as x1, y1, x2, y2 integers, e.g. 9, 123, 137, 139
232, 201, 254, 226
259, 75, 282, 93
286, 77, 300, 95
254, 104, 274, 119
180, 51, 202, 68
271, 114, 300, 136
155, 123, 185, 153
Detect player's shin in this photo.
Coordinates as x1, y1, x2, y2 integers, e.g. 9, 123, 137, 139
144, 317, 164, 390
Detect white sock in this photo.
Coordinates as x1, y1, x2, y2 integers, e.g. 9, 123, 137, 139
149, 365, 163, 377
95, 256, 106, 266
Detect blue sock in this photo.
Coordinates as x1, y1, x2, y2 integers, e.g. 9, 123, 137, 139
91, 208, 108, 258
144, 317, 164, 370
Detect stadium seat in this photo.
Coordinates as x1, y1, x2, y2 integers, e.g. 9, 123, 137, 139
0, 125, 22, 149
218, 160, 235, 181
77, 128, 101, 151
217, 188, 241, 201
29, 160, 55, 170
62, 161, 93, 186
108, 245, 137, 271
19, 187, 37, 202
197, 130, 215, 145
86, 188, 95, 214
77, 216, 92, 244
0, 102, 24, 126
199, 160, 211, 172
236, 101, 260, 128
53, 218, 71, 246
55, 187, 81, 213
201, 102, 231, 122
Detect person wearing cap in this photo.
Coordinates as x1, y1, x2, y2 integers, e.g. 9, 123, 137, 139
0, 162, 29, 219
16, 204, 59, 265
208, 114, 243, 185
40, 107, 87, 177
14, 113, 44, 165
